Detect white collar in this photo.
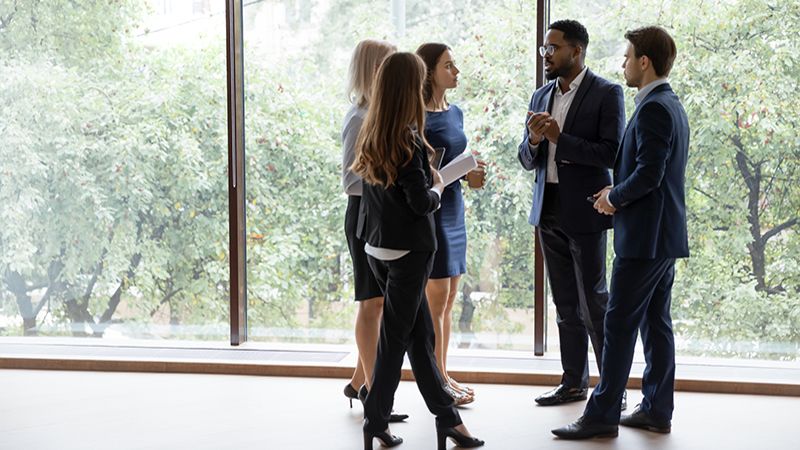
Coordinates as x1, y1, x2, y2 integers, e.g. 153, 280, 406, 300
556, 66, 589, 96
634, 78, 669, 106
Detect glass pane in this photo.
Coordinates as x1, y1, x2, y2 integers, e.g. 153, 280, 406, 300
0, 1, 228, 340
244, 0, 539, 351
548, 0, 800, 361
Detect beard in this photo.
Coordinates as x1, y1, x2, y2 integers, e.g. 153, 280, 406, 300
544, 60, 573, 81
624, 72, 640, 87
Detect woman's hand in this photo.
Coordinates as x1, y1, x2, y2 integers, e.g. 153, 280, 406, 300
431, 168, 445, 192
466, 159, 487, 189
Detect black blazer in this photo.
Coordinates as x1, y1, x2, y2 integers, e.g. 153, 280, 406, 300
357, 136, 440, 252
518, 69, 625, 234
608, 83, 690, 259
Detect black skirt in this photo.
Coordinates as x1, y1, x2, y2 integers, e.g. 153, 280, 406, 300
345, 195, 383, 301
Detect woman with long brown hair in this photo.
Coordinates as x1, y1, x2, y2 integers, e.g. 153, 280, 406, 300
340, 39, 408, 423
416, 42, 486, 405
352, 52, 484, 450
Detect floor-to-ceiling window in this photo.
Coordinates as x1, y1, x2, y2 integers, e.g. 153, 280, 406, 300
547, 0, 800, 361
243, 0, 540, 351
0, 1, 229, 340
2, 0, 796, 369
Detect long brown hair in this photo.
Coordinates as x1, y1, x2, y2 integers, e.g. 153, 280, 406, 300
352, 52, 431, 187
416, 42, 451, 105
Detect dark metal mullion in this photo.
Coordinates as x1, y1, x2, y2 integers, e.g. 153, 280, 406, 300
226, 0, 247, 345
533, 0, 550, 357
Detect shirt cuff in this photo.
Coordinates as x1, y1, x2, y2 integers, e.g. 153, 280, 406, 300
430, 187, 442, 211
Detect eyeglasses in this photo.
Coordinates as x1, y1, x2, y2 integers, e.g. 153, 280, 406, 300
538, 43, 575, 57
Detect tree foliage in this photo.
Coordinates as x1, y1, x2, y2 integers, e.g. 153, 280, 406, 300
1, 0, 797, 358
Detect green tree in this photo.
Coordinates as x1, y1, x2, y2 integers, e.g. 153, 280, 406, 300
1, 2, 229, 337
552, 0, 800, 357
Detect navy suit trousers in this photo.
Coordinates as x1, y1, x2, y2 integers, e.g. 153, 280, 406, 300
584, 257, 677, 425
538, 184, 609, 388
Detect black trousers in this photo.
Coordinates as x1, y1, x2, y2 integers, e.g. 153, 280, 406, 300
584, 257, 676, 424
538, 183, 609, 388
363, 251, 461, 432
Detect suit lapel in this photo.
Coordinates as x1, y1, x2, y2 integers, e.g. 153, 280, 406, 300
537, 81, 557, 158
562, 69, 595, 133
542, 81, 556, 113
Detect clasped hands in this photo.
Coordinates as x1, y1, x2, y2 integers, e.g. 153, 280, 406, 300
592, 186, 616, 216
527, 111, 560, 145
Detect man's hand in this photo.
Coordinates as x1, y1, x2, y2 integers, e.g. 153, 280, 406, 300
527, 112, 552, 146
542, 118, 561, 144
593, 186, 616, 215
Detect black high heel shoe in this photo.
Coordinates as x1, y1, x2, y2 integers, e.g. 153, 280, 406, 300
359, 385, 409, 422
363, 429, 403, 450
436, 421, 484, 450
344, 382, 359, 408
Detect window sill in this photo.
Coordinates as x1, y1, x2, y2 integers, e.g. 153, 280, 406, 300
1, 337, 798, 396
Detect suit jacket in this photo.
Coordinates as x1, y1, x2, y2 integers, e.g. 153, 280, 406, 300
608, 83, 690, 259
518, 69, 625, 234
357, 136, 440, 252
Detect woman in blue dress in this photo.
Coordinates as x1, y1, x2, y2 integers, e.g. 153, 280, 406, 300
416, 43, 486, 405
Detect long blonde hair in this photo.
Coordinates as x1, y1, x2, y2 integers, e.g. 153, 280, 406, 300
347, 39, 397, 108
352, 52, 431, 187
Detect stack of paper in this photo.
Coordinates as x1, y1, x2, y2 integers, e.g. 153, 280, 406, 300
439, 152, 477, 187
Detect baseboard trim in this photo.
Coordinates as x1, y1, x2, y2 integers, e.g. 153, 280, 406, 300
2, 356, 798, 397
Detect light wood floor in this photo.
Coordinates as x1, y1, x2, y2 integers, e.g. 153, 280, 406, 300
0, 369, 795, 449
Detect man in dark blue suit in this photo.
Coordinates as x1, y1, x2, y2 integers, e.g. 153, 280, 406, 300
552, 26, 690, 440
517, 20, 625, 407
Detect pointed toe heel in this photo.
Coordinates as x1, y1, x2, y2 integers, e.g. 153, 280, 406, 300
436, 425, 484, 450
364, 429, 403, 450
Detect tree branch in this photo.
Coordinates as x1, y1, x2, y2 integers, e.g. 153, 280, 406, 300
97, 252, 142, 325
761, 218, 799, 244
149, 288, 182, 317
0, 0, 18, 31
33, 280, 61, 317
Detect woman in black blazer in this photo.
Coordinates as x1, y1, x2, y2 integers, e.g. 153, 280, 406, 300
351, 52, 484, 450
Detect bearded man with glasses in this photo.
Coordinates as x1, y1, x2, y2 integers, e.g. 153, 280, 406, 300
517, 19, 626, 409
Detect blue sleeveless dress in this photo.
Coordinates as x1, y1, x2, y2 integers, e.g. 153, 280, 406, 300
424, 105, 468, 279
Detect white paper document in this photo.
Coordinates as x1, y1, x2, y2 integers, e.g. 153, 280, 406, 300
439, 152, 477, 187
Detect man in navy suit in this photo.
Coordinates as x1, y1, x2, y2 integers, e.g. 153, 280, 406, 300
552, 26, 690, 440
517, 20, 625, 407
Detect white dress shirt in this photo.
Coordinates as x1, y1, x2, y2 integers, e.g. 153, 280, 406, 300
542, 66, 588, 183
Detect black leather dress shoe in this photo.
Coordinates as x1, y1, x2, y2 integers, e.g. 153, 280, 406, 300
551, 416, 619, 440
535, 384, 588, 406
620, 404, 671, 433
